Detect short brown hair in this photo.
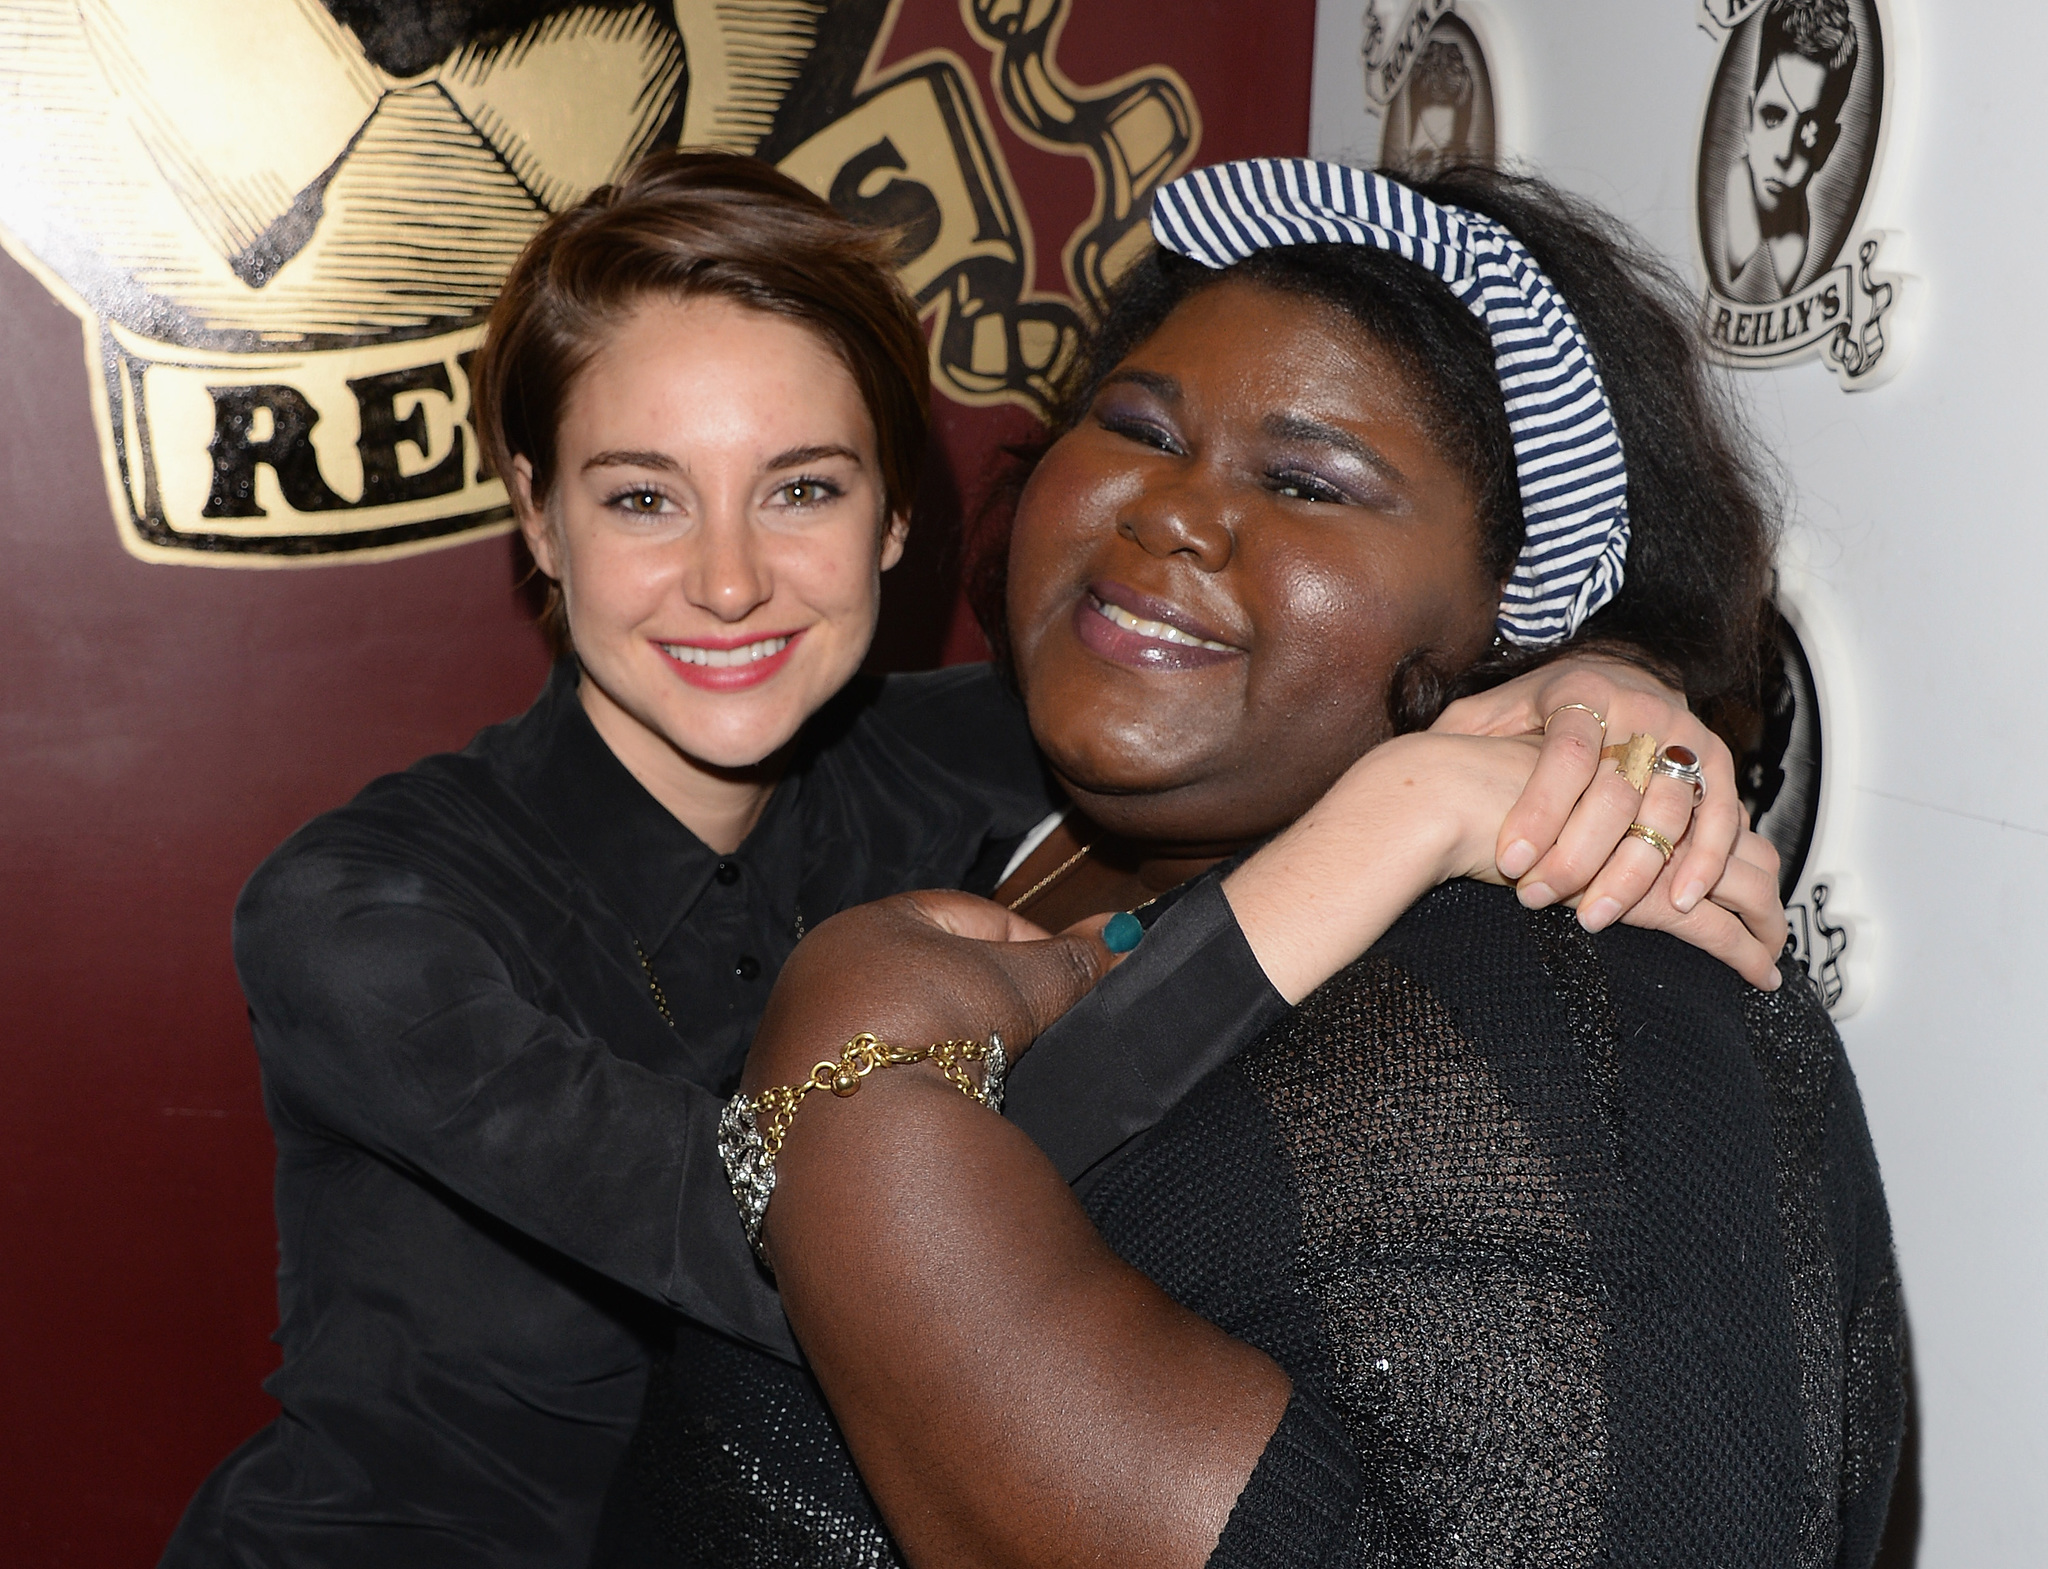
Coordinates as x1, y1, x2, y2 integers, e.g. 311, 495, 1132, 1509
471, 151, 931, 649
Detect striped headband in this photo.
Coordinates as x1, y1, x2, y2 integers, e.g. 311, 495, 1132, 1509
1150, 158, 1629, 647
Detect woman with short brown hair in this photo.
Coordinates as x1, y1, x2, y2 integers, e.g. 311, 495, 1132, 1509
164, 151, 1781, 1569
473, 152, 932, 656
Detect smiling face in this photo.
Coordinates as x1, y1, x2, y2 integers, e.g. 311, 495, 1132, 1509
1006, 278, 1503, 853
515, 294, 906, 792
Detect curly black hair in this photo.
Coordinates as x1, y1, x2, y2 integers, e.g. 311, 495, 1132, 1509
967, 164, 1780, 728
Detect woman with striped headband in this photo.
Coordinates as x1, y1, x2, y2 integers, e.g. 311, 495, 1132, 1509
600, 160, 1899, 1567
174, 152, 1774, 1569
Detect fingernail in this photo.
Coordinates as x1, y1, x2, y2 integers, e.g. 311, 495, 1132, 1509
1762, 967, 1782, 992
1499, 839, 1538, 879
1581, 897, 1622, 931
1102, 911, 1144, 954
1518, 881, 1556, 909
1676, 879, 1706, 913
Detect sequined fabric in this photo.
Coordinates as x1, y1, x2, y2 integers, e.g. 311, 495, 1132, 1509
1742, 967, 1906, 1569
1097, 883, 1902, 1565
594, 1318, 904, 1569
598, 881, 1902, 1567
1240, 955, 1610, 1563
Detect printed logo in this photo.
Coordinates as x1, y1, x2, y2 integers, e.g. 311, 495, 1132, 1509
0, 1, 1198, 565
1707, 597, 1860, 1014
1370, 8, 1496, 168
1694, 0, 1898, 386
1359, 0, 1457, 109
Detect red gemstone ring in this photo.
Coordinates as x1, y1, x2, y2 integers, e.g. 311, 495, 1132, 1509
1650, 743, 1706, 805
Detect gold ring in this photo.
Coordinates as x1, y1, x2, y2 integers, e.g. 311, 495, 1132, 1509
1542, 702, 1607, 737
1625, 822, 1676, 863
1599, 733, 1659, 792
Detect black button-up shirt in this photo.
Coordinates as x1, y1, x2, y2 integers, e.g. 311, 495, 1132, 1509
163, 660, 1286, 1569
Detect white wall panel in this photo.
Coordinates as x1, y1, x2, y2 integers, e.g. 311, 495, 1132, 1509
1313, 4, 2045, 1561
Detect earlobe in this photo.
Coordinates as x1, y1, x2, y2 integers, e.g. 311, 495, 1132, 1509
511, 457, 558, 577
879, 511, 910, 573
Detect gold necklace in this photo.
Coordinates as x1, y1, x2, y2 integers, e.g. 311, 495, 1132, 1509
635, 902, 804, 1033
1006, 841, 1093, 912
635, 940, 677, 1030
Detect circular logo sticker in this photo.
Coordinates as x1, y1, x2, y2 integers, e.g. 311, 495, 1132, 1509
1378, 14, 1496, 168
1693, 0, 1898, 385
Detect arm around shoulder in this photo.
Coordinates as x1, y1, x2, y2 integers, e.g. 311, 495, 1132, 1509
235, 823, 794, 1358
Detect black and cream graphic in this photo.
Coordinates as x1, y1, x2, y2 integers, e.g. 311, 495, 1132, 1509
0, 0, 1198, 565
1706, 592, 1862, 1014
1358, 1, 1498, 167
1377, 13, 1494, 167
1695, 0, 1897, 385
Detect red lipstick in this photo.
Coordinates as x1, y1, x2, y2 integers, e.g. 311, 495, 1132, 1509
653, 629, 804, 691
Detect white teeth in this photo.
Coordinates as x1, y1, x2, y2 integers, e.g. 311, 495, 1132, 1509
660, 636, 790, 668
1091, 597, 1235, 652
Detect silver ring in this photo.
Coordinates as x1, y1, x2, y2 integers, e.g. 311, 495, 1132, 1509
1650, 744, 1706, 806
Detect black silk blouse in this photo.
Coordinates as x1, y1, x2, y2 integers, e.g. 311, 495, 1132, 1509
159, 659, 1288, 1569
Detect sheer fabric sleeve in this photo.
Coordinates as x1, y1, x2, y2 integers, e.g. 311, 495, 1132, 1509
237, 838, 796, 1361
1206, 1385, 1362, 1568
1821, 1011, 1907, 1569
1743, 959, 1906, 1569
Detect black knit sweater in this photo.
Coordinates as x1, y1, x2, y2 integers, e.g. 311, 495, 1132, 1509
596, 882, 1903, 1567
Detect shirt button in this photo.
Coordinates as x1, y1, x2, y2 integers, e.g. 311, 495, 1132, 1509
714, 861, 741, 886
734, 955, 761, 981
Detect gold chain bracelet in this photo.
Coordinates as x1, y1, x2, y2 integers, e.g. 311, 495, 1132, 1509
717, 1030, 1008, 1260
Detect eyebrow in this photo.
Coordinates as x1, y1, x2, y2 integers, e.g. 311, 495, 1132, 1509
583, 447, 678, 474
1262, 411, 1406, 485
764, 443, 864, 471
1099, 367, 1180, 401
580, 443, 865, 474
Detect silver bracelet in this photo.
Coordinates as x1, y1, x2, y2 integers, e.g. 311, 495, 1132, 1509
979, 1032, 1010, 1115
716, 1092, 777, 1260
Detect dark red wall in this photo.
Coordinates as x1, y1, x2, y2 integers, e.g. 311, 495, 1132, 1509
0, 5, 1309, 1560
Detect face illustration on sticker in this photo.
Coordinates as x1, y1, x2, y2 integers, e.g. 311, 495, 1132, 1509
1707, 605, 1822, 900
1729, 0, 1855, 297
1377, 18, 1496, 169
1744, 52, 1829, 215
1699, 0, 1878, 309
1703, 600, 1853, 1010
